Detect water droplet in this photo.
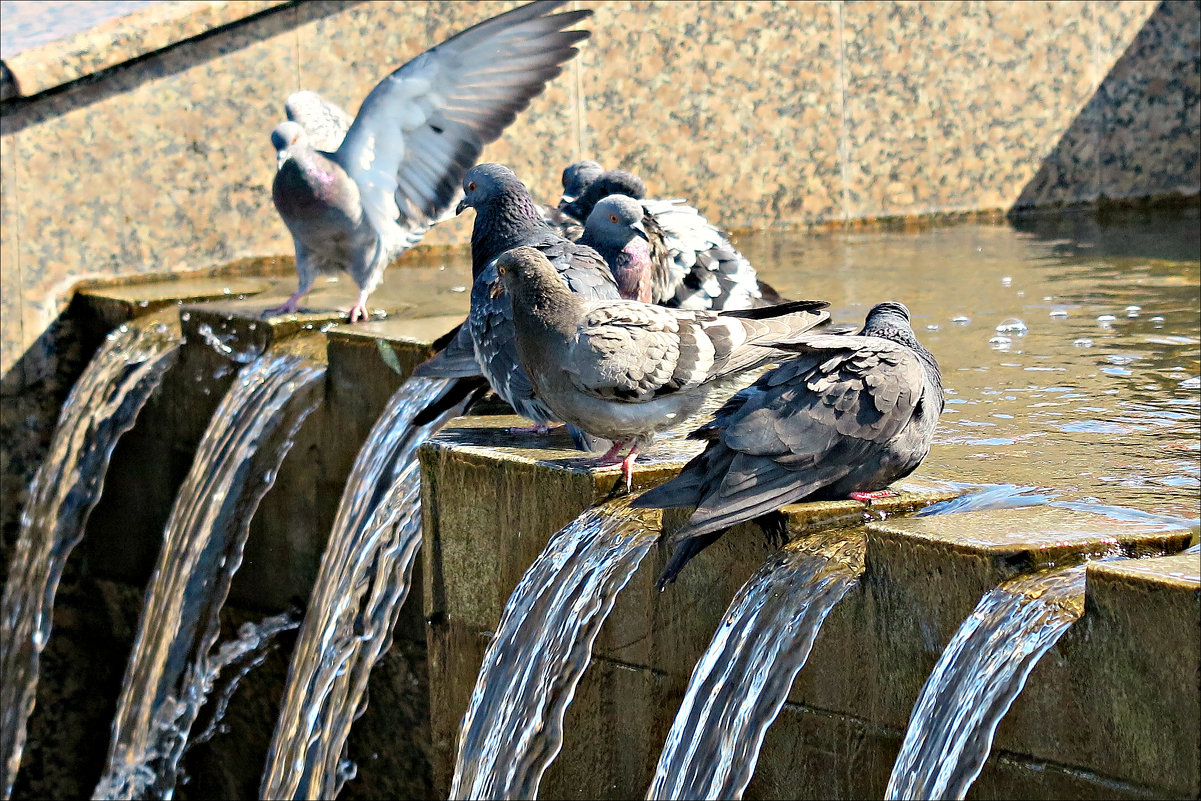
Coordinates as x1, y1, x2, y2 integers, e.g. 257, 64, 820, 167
1043, 296, 1053, 302
137, 299, 149, 308
118, 324, 129, 333
1049, 308, 1069, 319
925, 324, 940, 331
1125, 305, 1141, 318
1001, 276, 1012, 286
182, 312, 191, 322
988, 335, 1012, 349
320, 323, 335, 333
995, 318, 1028, 335
1073, 338, 1094, 347
303, 323, 313, 330
1151, 315, 1165, 327
450, 285, 467, 293
1097, 314, 1116, 327
223, 287, 232, 295
951, 315, 970, 325
248, 322, 257, 330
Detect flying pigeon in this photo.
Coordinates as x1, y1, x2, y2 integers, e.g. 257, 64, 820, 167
634, 302, 944, 589
493, 245, 831, 486
266, 1, 592, 322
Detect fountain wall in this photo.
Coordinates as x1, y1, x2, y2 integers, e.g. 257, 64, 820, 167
3, 1, 1199, 531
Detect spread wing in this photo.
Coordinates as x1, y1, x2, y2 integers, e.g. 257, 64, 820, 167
285, 90, 353, 153
332, 1, 590, 244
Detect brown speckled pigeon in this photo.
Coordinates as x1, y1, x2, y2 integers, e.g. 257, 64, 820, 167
267, 1, 592, 322
493, 246, 830, 487
634, 302, 944, 589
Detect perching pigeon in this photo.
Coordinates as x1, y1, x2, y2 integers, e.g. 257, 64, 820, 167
578, 194, 672, 303
267, 1, 592, 322
560, 159, 604, 203
493, 245, 831, 486
414, 163, 621, 438
635, 302, 944, 589
558, 168, 780, 311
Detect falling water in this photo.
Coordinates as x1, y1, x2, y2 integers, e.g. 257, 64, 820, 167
648, 532, 864, 801
0, 318, 182, 799
885, 563, 1090, 800
92, 351, 325, 800
261, 376, 469, 800
451, 497, 659, 801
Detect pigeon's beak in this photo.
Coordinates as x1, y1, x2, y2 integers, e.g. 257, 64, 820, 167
632, 220, 649, 241
455, 198, 471, 215
489, 278, 505, 299
275, 151, 288, 170
558, 195, 576, 207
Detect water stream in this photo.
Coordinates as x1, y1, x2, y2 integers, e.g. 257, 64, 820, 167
0, 319, 182, 800
885, 563, 1093, 800
647, 532, 864, 801
92, 351, 325, 800
261, 376, 468, 801
450, 498, 659, 801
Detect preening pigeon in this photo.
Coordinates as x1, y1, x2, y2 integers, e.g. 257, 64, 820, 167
267, 1, 592, 322
558, 167, 779, 311
413, 163, 621, 440
634, 302, 944, 589
493, 245, 831, 486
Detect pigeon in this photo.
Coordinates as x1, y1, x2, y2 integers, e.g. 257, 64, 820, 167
492, 245, 831, 487
634, 302, 944, 589
413, 163, 621, 440
558, 168, 781, 311
266, 1, 592, 322
559, 159, 605, 203
578, 194, 672, 303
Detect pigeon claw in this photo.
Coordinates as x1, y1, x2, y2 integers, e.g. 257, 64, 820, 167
263, 290, 306, 318
848, 489, 898, 505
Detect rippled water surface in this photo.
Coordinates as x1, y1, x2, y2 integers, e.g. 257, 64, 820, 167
739, 208, 1200, 520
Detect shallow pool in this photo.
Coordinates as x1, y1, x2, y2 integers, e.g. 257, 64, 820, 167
733, 207, 1200, 521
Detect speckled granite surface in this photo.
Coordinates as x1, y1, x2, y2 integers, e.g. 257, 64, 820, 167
1, 0, 1197, 388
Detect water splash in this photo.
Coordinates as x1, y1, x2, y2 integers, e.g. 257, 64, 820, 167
92, 352, 325, 800
0, 319, 181, 799
187, 613, 300, 752
647, 533, 863, 800
261, 376, 469, 800
451, 498, 659, 800
885, 564, 1090, 800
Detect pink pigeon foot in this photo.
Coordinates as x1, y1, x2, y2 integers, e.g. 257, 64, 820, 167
579, 440, 640, 492
263, 290, 307, 317
347, 289, 371, 323
849, 489, 898, 504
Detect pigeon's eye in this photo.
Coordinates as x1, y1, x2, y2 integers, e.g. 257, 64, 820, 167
467, 182, 477, 192
609, 214, 618, 223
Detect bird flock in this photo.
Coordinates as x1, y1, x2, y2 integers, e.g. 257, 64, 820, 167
267, 1, 944, 588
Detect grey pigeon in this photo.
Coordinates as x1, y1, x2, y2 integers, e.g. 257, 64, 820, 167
493, 246, 831, 486
558, 168, 780, 311
267, 1, 592, 322
560, 159, 604, 203
578, 194, 672, 303
414, 163, 621, 439
635, 302, 944, 589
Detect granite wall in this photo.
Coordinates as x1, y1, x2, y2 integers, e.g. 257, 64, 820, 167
1, 0, 1198, 393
